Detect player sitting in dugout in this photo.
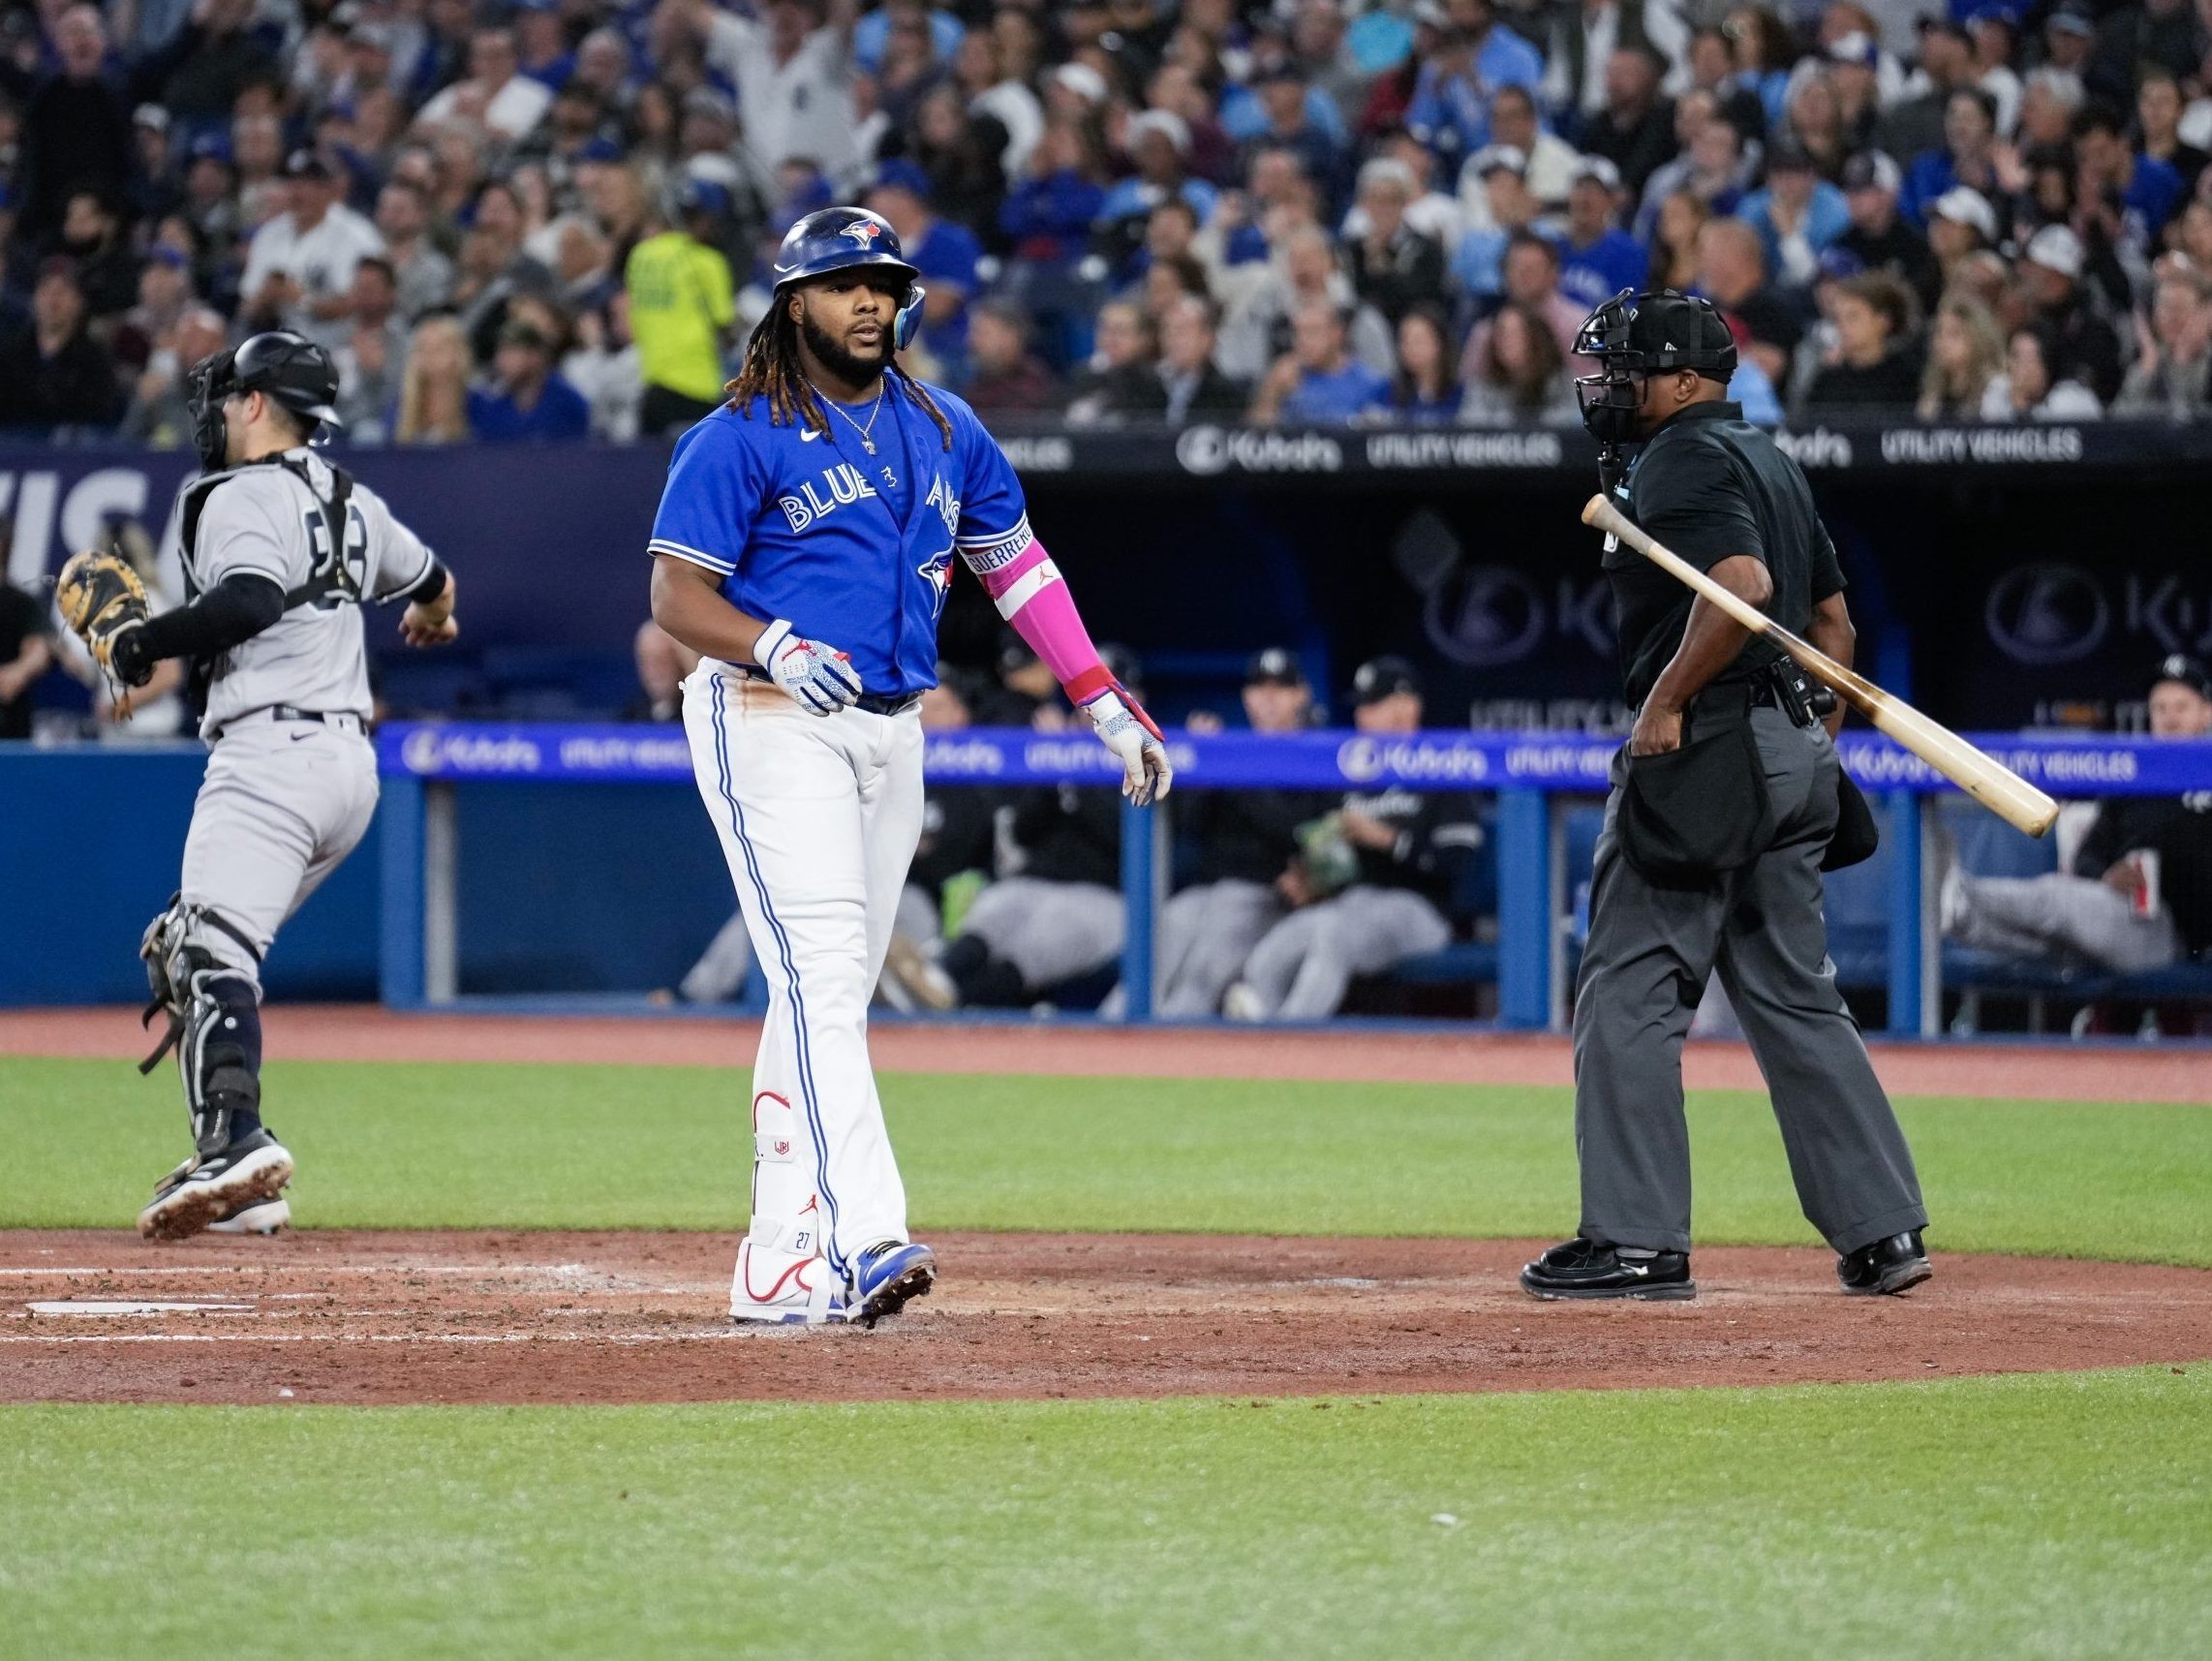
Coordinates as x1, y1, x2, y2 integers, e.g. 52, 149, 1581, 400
1223, 656, 1488, 1021
1101, 646, 1336, 1020
1939, 653, 2212, 983
903, 646, 1150, 1010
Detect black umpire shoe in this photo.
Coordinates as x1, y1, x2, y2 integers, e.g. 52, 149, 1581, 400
1837, 1230, 1932, 1296
1520, 1237, 1697, 1301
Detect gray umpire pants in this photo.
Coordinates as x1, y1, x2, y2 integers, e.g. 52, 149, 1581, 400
1573, 707, 1926, 1257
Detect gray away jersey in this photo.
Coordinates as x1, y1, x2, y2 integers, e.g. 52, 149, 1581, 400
166, 448, 435, 737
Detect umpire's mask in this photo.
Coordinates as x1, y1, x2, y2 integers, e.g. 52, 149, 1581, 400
1573, 289, 1738, 446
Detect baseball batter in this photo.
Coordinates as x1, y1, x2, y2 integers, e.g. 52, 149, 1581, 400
647, 206, 1171, 1327
58, 332, 457, 1240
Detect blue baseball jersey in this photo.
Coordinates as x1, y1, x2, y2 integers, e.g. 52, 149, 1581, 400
647, 381, 1034, 696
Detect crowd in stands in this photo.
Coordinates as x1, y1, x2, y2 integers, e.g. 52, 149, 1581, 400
2, 0, 2210, 444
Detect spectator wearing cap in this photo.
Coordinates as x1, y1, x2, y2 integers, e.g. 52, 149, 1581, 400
1554, 156, 1647, 309
1249, 296, 1391, 424
1245, 63, 1353, 216
962, 299, 1060, 415
1925, 185, 1997, 292
2018, 222, 2124, 403
237, 150, 387, 352
2073, 101, 2185, 253
417, 25, 552, 140
374, 180, 456, 323
2136, 71, 2208, 200
1940, 657, 2212, 984
1694, 215, 1801, 385
1581, 44, 1677, 199
1224, 657, 1483, 1024
865, 160, 983, 367
1449, 144, 1541, 298
1801, 268, 1921, 411
1543, 0, 1690, 132
2040, 5, 2098, 82
467, 319, 591, 441
1817, 32, 1887, 157
0, 260, 125, 434
1403, 0, 1546, 162
14, 5, 135, 247
1917, 290, 2008, 419
1964, 6, 2023, 137
1877, 18, 1976, 163
1063, 299, 1170, 427
1158, 294, 1250, 423
1983, 320, 2104, 419
1737, 138, 1849, 288
681, 0, 862, 178
1097, 110, 1220, 258
1345, 157, 1449, 326
624, 175, 736, 436
1836, 150, 1939, 308
1899, 87, 2002, 226
1140, 649, 1332, 1019
2114, 268, 2212, 419
1481, 83, 1582, 211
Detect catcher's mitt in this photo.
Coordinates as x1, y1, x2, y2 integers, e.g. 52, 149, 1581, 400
55, 550, 152, 685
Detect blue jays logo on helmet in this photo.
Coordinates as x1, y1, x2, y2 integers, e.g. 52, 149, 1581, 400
772, 206, 927, 350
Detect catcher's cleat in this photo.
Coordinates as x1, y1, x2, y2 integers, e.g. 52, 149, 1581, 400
848, 1240, 936, 1327
1837, 1230, 1932, 1296
138, 1130, 293, 1242
205, 1196, 292, 1236
1520, 1237, 1697, 1301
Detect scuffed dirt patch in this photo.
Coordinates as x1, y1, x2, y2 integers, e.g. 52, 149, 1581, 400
4, 1230, 2207, 1406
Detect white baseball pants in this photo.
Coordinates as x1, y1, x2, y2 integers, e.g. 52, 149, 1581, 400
683, 664, 924, 1285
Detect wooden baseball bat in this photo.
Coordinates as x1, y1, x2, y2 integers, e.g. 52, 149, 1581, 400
1582, 494, 2058, 838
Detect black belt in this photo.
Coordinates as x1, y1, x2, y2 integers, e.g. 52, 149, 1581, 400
216, 706, 375, 739
733, 664, 921, 718
1689, 663, 1823, 728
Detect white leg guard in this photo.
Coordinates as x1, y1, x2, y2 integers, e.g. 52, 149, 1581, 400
730, 1091, 847, 1325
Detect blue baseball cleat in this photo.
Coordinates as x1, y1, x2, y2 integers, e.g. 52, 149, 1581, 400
848, 1241, 936, 1327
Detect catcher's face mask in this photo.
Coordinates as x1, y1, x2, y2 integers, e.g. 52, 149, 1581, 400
185, 348, 238, 472
1572, 289, 1737, 446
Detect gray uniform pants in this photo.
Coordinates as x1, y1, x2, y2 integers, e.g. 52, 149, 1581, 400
1573, 708, 1925, 1256
1155, 879, 1286, 1017
963, 877, 1123, 993
1239, 884, 1452, 1020
1949, 873, 2181, 971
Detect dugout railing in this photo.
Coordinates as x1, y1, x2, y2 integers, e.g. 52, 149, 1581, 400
376, 723, 2212, 1036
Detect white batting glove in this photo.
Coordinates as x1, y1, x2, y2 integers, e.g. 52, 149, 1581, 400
1085, 686, 1173, 806
753, 618, 863, 717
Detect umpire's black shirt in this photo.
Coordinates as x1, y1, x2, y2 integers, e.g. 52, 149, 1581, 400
1607, 400, 1843, 709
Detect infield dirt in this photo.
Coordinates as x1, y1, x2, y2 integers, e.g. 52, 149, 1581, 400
6, 1229, 2208, 1406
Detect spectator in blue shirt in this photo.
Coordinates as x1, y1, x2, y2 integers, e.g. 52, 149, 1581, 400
998, 116, 1107, 267
1095, 110, 1219, 279
1249, 297, 1391, 424
1244, 64, 1352, 216
1403, 0, 1546, 165
1451, 144, 1542, 299
467, 321, 591, 441
1900, 87, 2003, 224
1736, 138, 1851, 288
867, 159, 984, 365
1554, 157, 1648, 312
2072, 101, 2184, 252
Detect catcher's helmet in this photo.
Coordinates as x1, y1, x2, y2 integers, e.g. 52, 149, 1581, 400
1572, 288, 1737, 445
186, 330, 343, 470
769, 206, 927, 351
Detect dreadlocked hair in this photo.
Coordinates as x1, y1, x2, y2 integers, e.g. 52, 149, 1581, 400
723, 302, 954, 450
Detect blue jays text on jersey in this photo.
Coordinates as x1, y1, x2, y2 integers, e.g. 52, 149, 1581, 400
648, 382, 1030, 696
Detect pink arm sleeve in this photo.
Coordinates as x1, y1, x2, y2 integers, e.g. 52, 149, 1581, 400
964, 537, 1113, 706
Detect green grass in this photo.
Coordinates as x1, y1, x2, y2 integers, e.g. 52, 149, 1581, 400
4, 1056, 2208, 1262
3, 1368, 2207, 1660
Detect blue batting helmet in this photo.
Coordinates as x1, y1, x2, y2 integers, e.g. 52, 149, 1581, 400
770, 206, 927, 351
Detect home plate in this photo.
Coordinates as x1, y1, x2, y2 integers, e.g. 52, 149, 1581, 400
27, 1301, 257, 1317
